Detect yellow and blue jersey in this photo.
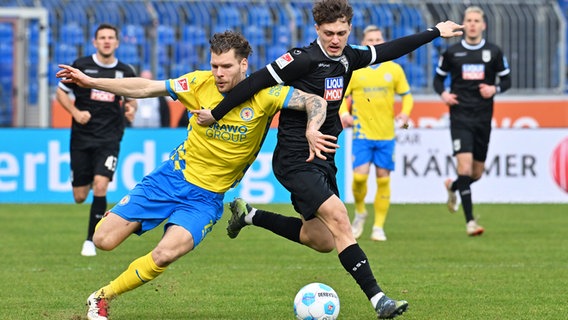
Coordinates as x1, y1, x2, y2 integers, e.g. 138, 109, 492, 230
165, 70, 293, 193
339, 62, 412, 140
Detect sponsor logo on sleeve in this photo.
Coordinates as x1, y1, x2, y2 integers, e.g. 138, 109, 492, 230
175, 78, 189, 92
275, 53, 294, 69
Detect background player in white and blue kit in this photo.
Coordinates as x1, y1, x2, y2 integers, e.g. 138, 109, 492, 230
57, 31, 334, 320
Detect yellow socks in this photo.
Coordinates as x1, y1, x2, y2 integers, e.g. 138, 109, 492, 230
96, 251, 166, 300
373, 176, 391, 228
352, 173, 369, 213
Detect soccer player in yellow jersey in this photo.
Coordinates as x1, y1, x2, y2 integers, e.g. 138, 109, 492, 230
57, 31, 336, 320
339, 25, 414, 242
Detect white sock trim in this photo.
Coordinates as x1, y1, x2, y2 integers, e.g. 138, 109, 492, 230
370, 292, 385, 308
244, 208, 257, 225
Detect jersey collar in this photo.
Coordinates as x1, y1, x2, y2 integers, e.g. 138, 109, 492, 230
461, 38, 486, 50
92, 54, 118, 68
316, 38, 344, 61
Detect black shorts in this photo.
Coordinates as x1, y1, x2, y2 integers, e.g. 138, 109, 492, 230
274, 162, 338, 220
450, 120, 491, 162
70, 144, 120, 187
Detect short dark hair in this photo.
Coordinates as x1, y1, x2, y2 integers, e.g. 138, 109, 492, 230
209, 30, 252, 60
94, 23, 119, 40
312, 0, 353, 25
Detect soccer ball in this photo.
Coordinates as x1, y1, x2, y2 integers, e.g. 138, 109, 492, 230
293, 282, 340, 320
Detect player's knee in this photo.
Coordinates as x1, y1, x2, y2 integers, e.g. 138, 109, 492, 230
92, 232, 118, 251
152, 247, 181, 267
74, 194, 87, 203
313, 241, 335, 253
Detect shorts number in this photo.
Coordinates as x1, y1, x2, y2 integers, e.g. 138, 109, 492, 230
104, 156, 118, 172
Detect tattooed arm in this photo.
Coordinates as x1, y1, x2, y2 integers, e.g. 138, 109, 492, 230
286, 88, 339, 161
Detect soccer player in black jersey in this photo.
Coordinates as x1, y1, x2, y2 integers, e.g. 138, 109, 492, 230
56, 24, 138, 256
433, 6, 511, 237
193, 0, 463, 318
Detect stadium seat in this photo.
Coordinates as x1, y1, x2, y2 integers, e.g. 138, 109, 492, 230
119, 2, 152, 25
351, 3, 367, 29
216, 5, 241, 29
61, 2, 88, 25
122, 24, 146, 45
0, 23, 12, 42
174, 43, 199, 65
273, 24, 292, 46
302, 26, 318, 44
181, 25, 207, 46
59, 22, 85, 45
247, 5, 272, 27
153, 1, 183, 26
267, 2, 289, 26
91, 2, 122, 27
170, 63, 190, 78
243, 25, 266, 46
181, 2, 213, 27
157, 25, 175, 45
266, 44, 288, 63
369, 4, 394, 28
54, 43, 78, 65
116, 44, 140, 65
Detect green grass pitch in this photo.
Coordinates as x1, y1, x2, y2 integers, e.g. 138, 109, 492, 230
1, 202, 567, 319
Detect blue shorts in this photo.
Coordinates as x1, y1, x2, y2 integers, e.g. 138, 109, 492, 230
352, 138, 395, 171
110, 160, 224, 248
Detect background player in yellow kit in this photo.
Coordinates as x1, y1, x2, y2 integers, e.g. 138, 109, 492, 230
57, 31, 334, 320
339, 25, 414, 242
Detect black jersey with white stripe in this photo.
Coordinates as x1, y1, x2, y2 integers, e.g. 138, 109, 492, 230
267, 40, 373, 165
59, 54, 137, 147
436, 39, 510, 110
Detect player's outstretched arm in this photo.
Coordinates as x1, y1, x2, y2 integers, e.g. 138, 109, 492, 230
435, 20, 464, 38
287, 89, 339, 161
56, 64, 168, 98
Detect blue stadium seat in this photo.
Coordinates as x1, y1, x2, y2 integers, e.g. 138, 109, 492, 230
273, 24, 292, 46
156, 25, 175, 45
351, 3, 367, 29
116, 44, 140, 65
407, 64, 426, 88
54, 43, 78, 65
266, 44, 287, 63
247, 5, 272, 27
181, 25, 207, 46
61, 2, 88, 25
0, 43, 12, 64
91, 2, 122, 27
0, 23, 13, 42
59, 22, 84, 45
302, 25, 318, 44
247, 45, 263, 72
158, 46, 169, 64
153, 1, 183, 26
243, 25, 266, 46
48, 62, 62, 86
122, 24, 146, 45
216, 5, 241, 29
174, 43, 199, 65
267, 2, 289, 26
369, 4, 394, 28
119, 2, 152, 25
181, 2, 212, 27
170, 63, 189, 78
